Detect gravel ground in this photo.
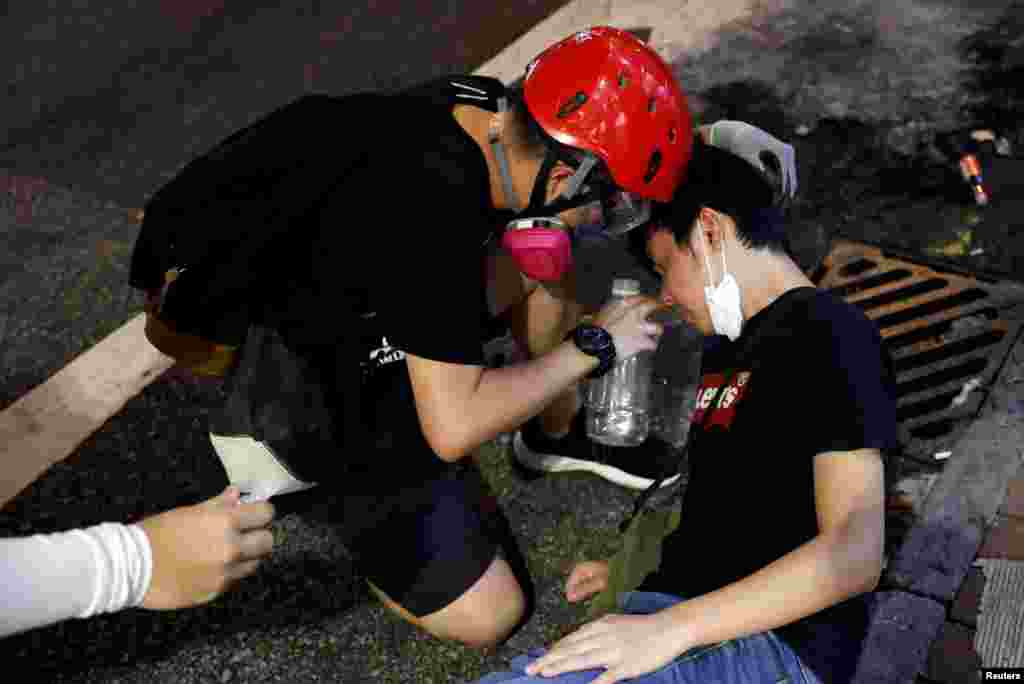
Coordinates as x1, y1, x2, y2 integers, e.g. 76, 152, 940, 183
668, 0, 1024, 282
3, 1, 1024, 682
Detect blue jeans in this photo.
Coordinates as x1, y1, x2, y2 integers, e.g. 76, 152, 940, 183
472, 592, 823, 684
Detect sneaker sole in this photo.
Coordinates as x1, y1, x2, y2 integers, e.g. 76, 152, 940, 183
512, 432, 680, 491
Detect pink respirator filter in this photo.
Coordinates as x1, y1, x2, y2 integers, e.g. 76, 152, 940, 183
501, 218, 573, 281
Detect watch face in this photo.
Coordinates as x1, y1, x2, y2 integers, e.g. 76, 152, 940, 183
578, 325, 611, 351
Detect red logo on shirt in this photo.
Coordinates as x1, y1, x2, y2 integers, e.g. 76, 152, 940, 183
691, 371, 752, 430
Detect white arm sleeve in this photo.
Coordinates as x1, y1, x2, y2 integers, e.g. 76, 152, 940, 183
0, 522, 153, 638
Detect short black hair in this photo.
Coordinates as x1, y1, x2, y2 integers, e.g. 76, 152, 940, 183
629, 140, 790, 268
505, 86, 557, 159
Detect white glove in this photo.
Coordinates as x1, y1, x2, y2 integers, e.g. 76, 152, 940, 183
708, 120, 798, 204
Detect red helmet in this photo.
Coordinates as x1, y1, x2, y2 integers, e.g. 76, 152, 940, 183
523, 26, 693, 203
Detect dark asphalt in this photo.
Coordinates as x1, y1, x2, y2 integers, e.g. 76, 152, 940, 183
3, 1, 1024, 682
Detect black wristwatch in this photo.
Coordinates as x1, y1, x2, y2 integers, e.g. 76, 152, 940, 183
567, 324, 616, 379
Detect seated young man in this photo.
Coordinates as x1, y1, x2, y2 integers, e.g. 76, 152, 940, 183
472, 141, 898, 684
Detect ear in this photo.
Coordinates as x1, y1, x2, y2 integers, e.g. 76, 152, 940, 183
549, 161, 575, 183
545, 161, 576, 201
699, 208, 729, 252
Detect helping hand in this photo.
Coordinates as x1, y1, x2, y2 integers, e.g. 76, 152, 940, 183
593, 295, 663, 361
708, 120, 798, 204
524, 610, 691, 683
138, 486, 275, 610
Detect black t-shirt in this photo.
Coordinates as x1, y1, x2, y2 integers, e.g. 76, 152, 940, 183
638, 286, 899, 684
200, 76, 510, 492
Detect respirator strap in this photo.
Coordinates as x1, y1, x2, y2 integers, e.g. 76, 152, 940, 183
560, 155, 598, 200
489, 96, 522, 211
523, 151, 560, 215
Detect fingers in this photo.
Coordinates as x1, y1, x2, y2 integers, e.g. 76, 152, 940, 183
566, 571, 592, 599
566, 576, 603, 601
627, 294, 660, 309
232, 499, 276, 531
565, 561, 610, 601
595, 295, 658, 328
566, 569, 588, 590
226, 558, 263, 583
527, 643, 607, 678
235, 527, 275, 563
624, 296, 663, 324
641, 322, 662, 338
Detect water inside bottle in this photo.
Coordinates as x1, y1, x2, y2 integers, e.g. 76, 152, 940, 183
588, 407, 649, 446
583, 277, 654, 447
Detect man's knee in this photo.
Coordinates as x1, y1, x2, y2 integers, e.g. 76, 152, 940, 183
443, 583, 527, 649
374, 556, 528, 649
421, 556, 527, 649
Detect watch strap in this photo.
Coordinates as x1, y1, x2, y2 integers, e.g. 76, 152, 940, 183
566, 325, 616, 379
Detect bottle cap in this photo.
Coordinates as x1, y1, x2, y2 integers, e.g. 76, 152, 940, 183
611, 278, 641, 297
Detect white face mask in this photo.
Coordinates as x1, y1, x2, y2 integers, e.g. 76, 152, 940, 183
701, 224, 744, 341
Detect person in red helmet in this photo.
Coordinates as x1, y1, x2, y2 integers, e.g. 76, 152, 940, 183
509, 27, 798, 491
128, 26, 797, 649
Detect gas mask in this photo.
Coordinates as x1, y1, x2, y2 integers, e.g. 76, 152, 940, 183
490, 98, 651, 281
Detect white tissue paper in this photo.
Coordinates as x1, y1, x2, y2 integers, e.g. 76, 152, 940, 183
208, 433, 317, 503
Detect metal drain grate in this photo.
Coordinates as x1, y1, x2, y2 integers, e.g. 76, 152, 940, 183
815, 240, 1024, 465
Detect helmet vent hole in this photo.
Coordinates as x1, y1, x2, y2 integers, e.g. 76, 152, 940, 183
618, 73, 629, 89
668, 126, 677, 143
648, 97, 657, 113
558, 91, 588, 118
644, 149, 662, 184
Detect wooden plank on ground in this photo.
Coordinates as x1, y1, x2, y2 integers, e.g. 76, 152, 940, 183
0, 313, 173, 507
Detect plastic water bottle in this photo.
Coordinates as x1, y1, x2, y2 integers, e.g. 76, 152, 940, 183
585, 278, 654, 446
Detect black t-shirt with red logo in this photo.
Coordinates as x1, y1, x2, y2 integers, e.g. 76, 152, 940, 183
638, 286, 899, 684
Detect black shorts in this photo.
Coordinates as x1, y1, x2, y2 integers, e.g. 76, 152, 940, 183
214, 311, 521, 618
269, 461, 503, 618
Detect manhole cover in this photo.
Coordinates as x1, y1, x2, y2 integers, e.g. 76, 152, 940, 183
815, 240, 1024, 467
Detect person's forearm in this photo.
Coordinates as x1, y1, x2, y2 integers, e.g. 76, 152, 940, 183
461, 339, 597, 449
663, 519, 883, 650
0, 523, 152, 638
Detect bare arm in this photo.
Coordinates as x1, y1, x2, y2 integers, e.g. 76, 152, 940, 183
405, 296, 662, 462
663, 447, 885, 648
520, 447, 886, 683
405, 340, 595, 461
